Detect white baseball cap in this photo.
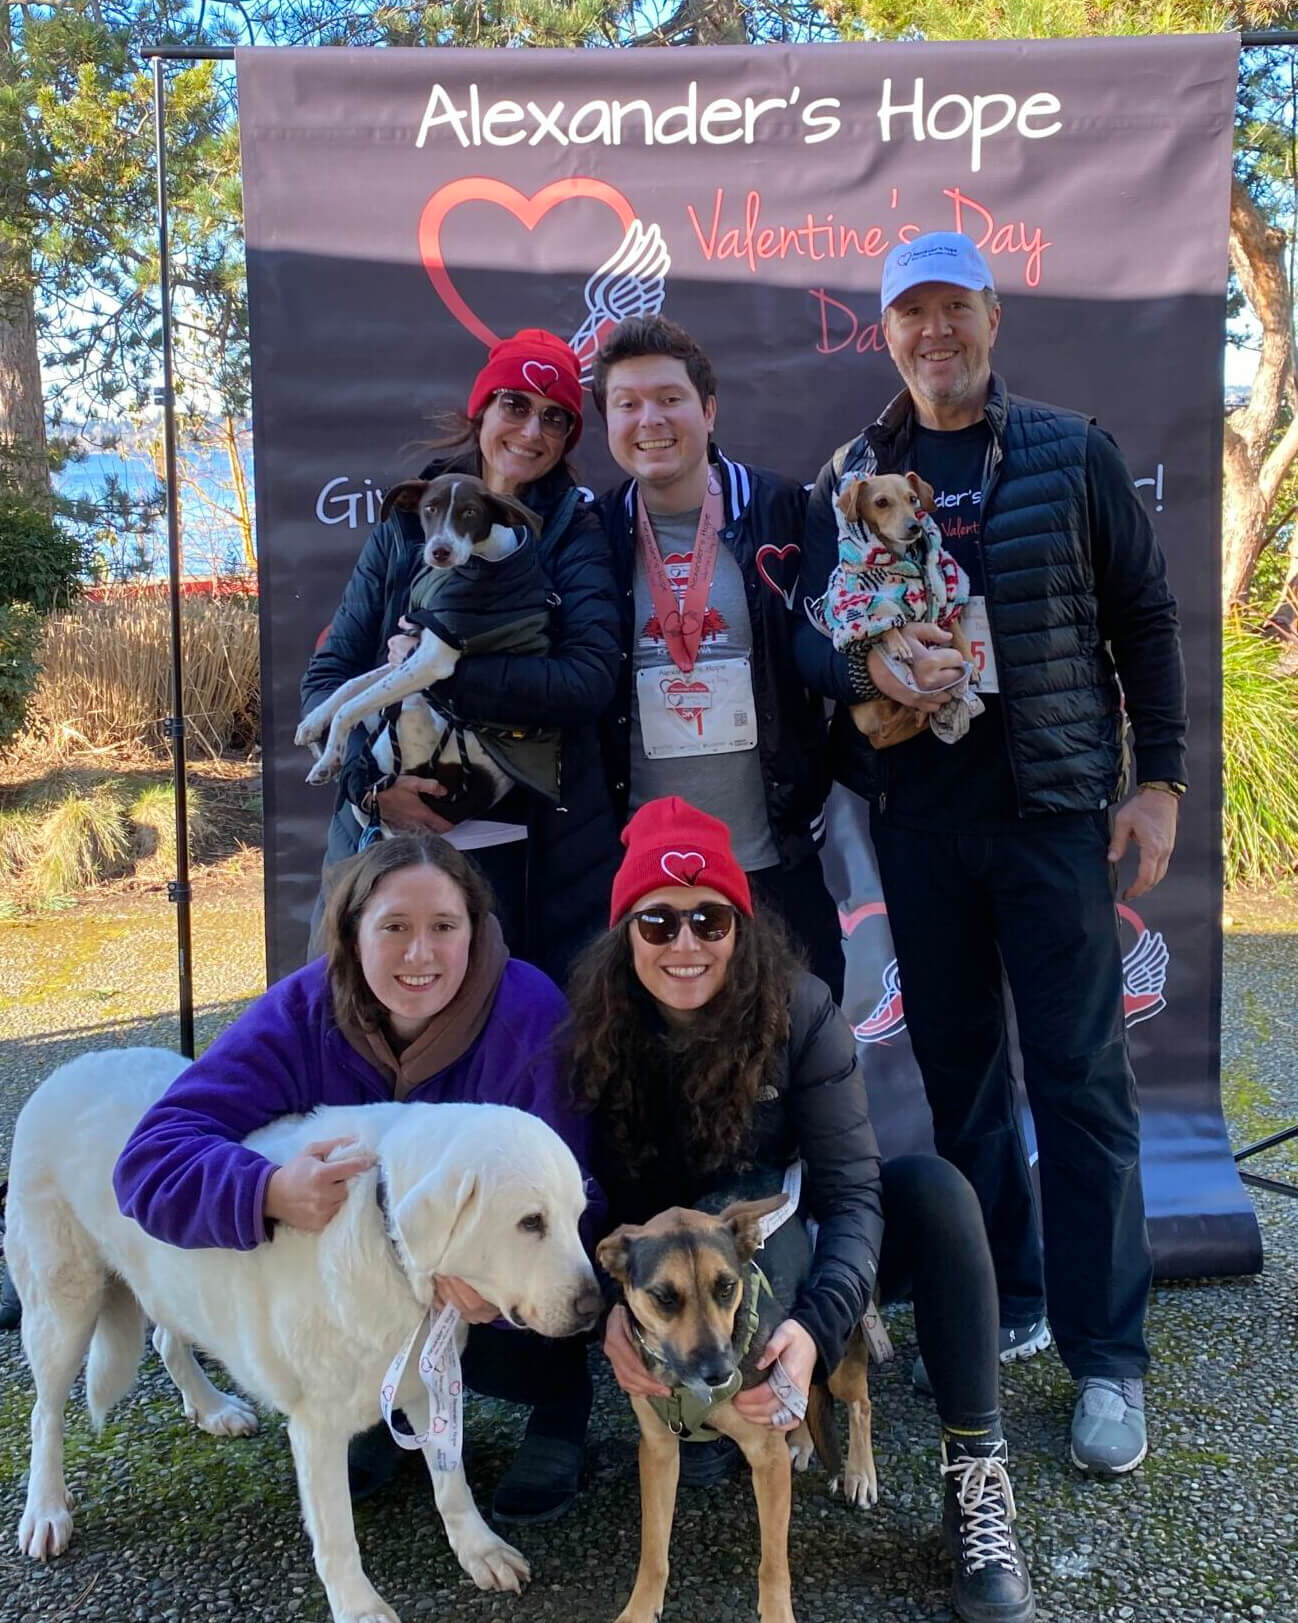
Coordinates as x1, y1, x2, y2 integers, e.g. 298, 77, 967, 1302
880, 232, 995, 314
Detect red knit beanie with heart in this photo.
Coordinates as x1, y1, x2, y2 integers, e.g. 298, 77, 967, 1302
609, 797, 753, 927
466, 328, 584, 448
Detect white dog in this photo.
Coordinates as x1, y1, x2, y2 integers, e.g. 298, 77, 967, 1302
6, 1048, 599, 1623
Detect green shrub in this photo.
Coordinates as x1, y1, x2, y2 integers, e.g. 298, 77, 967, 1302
0, 490, 90, 614
1222, 617, 1298, 886
0, 602, 43, 749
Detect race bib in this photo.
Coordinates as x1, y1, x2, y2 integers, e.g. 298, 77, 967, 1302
636, 657, 758, 759
960, 597, 1000, 694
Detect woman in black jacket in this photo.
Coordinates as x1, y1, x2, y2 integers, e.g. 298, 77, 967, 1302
300, 329, 622, 985
567, 796, 1037, 1623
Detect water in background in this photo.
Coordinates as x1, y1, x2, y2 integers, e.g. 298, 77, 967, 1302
57, 440, 255, 580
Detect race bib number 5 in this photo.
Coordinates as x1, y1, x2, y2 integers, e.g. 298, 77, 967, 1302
959, 597, 1000, 694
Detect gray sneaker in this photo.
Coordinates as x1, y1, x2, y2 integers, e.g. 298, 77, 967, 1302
913, 1316, 1052, 1396
1069, 1377, 1147, 1475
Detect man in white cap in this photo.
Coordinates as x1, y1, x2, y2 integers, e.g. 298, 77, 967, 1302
795, 233, 1186, 1506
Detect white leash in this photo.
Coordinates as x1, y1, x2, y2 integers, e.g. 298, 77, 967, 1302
758, 1163, 809, 1423
378, 1301, 464, 1472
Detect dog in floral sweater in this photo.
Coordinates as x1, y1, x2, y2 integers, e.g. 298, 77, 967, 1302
817, 471, 983, 745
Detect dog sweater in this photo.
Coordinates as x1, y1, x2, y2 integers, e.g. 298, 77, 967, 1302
820, 508, 969, 653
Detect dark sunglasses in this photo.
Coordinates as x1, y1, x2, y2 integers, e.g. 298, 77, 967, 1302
630, 902, 738, 946
493, 389, 573, 438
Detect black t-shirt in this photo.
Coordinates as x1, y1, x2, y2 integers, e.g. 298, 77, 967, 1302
879, 419, 1020, 829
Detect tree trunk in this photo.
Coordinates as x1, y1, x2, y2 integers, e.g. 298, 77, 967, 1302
0, 277, 50, 508
0, 4, 49, 509
1222, 177, 1298, 611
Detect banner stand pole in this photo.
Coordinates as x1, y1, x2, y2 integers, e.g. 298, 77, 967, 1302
141, 47, 233, 1055
1234, 1126, 1298, 1198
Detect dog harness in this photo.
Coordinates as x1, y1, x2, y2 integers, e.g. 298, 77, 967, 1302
635, 1163, 805, 1442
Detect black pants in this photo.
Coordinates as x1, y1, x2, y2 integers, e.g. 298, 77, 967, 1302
870, 810, 1152, 1380
750, 851, 845, 1005
461, 1323, 592, 1445
877, 1154, 999, 1432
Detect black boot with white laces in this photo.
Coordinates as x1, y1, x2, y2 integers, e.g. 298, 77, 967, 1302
941, 1435, 1036, 1623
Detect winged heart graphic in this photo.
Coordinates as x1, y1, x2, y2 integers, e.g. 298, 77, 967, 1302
569, 219, 672, 383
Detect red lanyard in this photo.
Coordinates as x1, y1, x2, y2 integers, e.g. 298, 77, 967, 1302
634, 482, 725, 675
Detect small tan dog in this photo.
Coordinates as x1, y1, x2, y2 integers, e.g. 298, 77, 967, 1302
830, 472, 979, 747
597, 1196, 875, 1623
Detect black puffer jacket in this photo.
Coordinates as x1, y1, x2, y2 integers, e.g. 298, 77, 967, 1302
795, 376, 1188, 811
599, 447, 833, 866
593, 971, 883, 1375
300, 459, 623, 983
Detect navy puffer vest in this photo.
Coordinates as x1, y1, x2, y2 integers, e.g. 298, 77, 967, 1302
845, 376, 1124, 815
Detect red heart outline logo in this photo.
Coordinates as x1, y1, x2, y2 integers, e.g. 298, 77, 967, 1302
521, 360, 559, 394
661, 849, 706, 885
418, 177, 637, 349
756, 543, 800, 610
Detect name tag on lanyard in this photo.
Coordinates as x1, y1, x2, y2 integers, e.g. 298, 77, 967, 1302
635, 481, 759, 759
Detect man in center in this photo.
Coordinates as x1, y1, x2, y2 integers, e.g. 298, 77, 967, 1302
593, 315, 844, 1003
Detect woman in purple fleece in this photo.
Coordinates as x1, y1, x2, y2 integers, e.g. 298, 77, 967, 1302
113, 831, 596, 1525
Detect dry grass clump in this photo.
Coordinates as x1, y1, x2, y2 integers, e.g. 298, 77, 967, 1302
0, 773, 212, 911
23, 594, 259, 758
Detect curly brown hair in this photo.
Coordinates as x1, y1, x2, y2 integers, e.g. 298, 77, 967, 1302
565, 905, 802, 1180
322, 833, 495, 1033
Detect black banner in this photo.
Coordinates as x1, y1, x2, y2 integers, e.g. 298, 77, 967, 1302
238, 35, 1259, 1277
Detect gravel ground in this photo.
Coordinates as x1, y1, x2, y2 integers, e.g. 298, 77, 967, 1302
1, 878, 1296, 1623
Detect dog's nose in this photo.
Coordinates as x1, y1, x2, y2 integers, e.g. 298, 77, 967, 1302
692, 1349, 735, 1388
430, 545, 453, 565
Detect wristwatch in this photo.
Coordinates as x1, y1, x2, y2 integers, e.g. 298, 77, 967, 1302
1137, 780, 1187, 799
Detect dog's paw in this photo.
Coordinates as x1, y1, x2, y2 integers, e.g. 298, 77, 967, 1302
17, 1501, 73, 1561
832, 1466, 878, 1510
306, 754, 342, 786
458, 1533, 530, 1593
787, 1423, 815, 1473
187, 1392, 259, 1437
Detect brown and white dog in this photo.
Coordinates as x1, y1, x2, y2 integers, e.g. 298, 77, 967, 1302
295, 473, 542, 816
833, 471, 978, 746
597, 1197, 875, 1623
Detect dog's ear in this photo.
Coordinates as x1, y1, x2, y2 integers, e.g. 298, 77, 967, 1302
835, 480, 869, 526
595, 1223, 643, 1285
392, 1163, 479, 1276
486, 490, 542, 536
379, 479, 429, 525
717, 1193, 789, 1266
905, 471, 937, 514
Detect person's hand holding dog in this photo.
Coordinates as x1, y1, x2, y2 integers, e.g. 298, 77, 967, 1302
434, 1275, 499, 1323
602, 1303, 671, 1398
1108, 786, 1179, 898
732, 1317, 817, 1431
869, 624, 967, 713
374, 776, 453, 835
264, 1137, 376, 1231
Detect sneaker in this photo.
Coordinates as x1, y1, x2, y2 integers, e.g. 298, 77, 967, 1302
347, 1418, 414, 1504
1069, 1377, 1147, 1475
913, 1317, 1052, 1396
941, 1439, 1036, 1623
491, 1433, 584, 1525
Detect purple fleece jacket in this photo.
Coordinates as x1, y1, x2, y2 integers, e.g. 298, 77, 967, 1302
113, 957, 595, 1251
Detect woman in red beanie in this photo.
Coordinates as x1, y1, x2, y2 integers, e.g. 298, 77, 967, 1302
301, 329, 622, 986
566, 796, 1037, 1623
